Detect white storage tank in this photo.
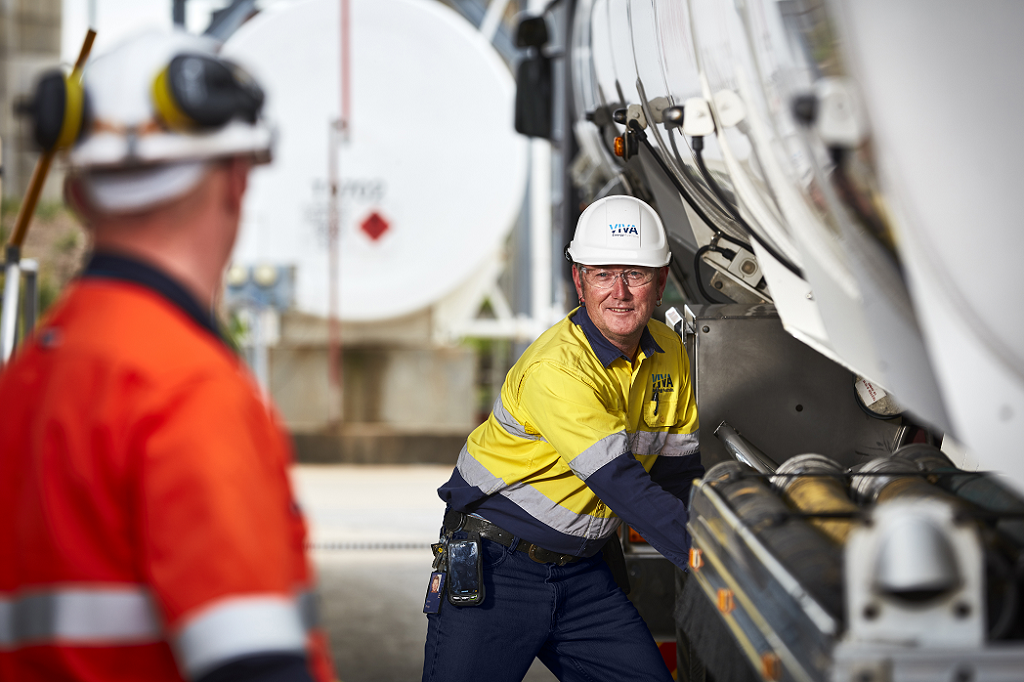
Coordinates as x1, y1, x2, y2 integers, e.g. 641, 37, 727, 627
224, 0, 528, 322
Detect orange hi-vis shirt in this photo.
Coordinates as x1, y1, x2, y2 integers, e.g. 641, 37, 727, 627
0, 257, 334, 682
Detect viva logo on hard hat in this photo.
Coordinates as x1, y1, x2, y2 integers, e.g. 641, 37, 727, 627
609, 223, 639, 236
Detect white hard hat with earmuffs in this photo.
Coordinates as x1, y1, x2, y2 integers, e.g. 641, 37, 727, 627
27, 29, 272, 213
565, 195, 671, 267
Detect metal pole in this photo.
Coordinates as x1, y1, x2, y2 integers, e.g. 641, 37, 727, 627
527, 0, 553, 334
0, 138, 9, 365
253, 306, 269, 393
326, 0, 351, 425
327, 120, 341, 424
1, 246, 21, 363
20, 258, 37, 334
341, 0, 350, 133
0, 138, 3, 354
715, 421, 780, 474
559, 0, 581, 307
530, 140, 552, 333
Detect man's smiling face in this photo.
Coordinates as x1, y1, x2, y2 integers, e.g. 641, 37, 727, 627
573, 264, 668, 359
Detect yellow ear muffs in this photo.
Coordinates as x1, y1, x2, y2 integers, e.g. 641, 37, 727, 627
29, 70, 86, 151
152, 64, 198, 131
152, 54, 265, 132
55, 76, 85, 150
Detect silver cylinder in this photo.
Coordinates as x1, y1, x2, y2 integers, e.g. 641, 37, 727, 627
714, 422, 779, 474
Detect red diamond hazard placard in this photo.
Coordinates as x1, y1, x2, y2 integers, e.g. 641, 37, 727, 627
360, 212, 390, 242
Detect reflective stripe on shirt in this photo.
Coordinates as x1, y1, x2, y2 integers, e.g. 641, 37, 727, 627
297, 589, 320, 632
492, 396, 545, 441
174, 595, 307, 680
454, 363, 695, 544
632, 430, 700, 457
567, 431, 631, 480
456, 443, 623, 541
456, 443, 506, 496
1, 586, 318, 675
500, 481, 623, 540
0, 586, 160, 649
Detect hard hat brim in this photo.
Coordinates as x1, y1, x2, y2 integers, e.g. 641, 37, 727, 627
69, 121, 273, 170
80, 160, 211, 213
566, 243, 671, 268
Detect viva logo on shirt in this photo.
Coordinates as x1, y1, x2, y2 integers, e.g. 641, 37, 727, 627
650, 373, 674, 415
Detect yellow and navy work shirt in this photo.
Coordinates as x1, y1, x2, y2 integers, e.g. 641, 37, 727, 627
438, 306, 702, 568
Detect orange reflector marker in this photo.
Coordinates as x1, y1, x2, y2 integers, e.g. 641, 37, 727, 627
717, 588, 734, 614
613, 136, 625, 157
689, 548, 703, 571
628, 528, 647, 544
761, 652, 782, 681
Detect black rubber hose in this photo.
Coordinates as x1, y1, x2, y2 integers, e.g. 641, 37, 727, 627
667, 128, 726, 211
690, 135, 805, 280
627, 120, 748, 254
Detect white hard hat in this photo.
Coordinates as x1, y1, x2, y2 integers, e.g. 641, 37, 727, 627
63, 30, 272, 210
566, 195, 671, 267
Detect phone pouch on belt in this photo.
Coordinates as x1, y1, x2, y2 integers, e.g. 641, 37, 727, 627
446, 532, 484, 607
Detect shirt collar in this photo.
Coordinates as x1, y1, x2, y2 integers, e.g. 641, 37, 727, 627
571, 306, 663, 368
82, 251, 225, 344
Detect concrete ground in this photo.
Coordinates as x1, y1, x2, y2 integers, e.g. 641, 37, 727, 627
291, 465, 558, 682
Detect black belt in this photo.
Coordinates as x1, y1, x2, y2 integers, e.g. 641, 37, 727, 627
444, 511, 581, 567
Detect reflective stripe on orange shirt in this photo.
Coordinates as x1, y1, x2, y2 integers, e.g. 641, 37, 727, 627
0, 586, 160, 649
1, 586, 318, 680
174, 595, 308, 680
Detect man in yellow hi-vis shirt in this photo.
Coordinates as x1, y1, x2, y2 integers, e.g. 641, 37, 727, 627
422, 195, 702, 682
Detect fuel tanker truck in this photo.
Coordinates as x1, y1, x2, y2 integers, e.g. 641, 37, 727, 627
513, 1, 1024, 680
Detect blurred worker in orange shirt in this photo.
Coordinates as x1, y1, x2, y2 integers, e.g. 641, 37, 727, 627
0, 30, 334, 682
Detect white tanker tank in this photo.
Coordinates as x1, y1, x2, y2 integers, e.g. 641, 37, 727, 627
523, 1, 1024, 679
223, 0, 527, 323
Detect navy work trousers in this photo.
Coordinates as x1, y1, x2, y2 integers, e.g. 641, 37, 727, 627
421, 534, 673, 682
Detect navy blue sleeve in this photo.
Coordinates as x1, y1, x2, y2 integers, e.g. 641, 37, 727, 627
585, 454, 698, 569
197, 654, 314, 682
649, 453, 704, 502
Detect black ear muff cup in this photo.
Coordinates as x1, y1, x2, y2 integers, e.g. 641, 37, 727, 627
28, 69, 87, 152
31, 71, 66, 150
153, 53, 265, 131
